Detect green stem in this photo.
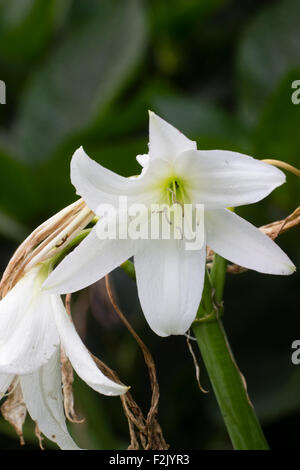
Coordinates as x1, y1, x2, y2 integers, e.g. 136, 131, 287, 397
192, 256, 269, 450
210, 253, 227, 302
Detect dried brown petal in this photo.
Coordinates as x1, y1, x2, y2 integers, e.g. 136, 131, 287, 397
1, 381, 26, 445
61, 347, 84, 424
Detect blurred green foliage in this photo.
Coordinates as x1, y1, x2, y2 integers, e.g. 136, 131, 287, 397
0, 0, 299, 450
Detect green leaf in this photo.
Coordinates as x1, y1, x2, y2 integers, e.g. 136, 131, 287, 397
150, 0, 230, 32
12, 0, 147, 165
237, 0, 300, 127
0, 149, 39, 220
255, 69, 300, 160
0, 210, 28, 241
0, 0, 70, 62
82, 79, 172, 143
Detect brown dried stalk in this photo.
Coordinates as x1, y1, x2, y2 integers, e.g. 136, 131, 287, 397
185, 332, 208, 394
34, 424, 44, 450
259, 205, 300, 239
90, 353, 148, 450
61, 348, 84, 424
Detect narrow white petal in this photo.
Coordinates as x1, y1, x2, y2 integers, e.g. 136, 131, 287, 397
149, 111, 196, 162
134, 239, 206, 336
0, 374, 14, 395
71, 146, 135, 211
0, 269, 60, 375
175, 149, 286, 208
205, 208, 295, 275
44, 227, 135, 294
71, 147, 159, 211
20, 349, 80, 450
52, 295, 128, 396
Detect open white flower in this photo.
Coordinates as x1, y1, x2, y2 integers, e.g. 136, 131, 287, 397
44, 111, 295, 337
0, 264, 127, 449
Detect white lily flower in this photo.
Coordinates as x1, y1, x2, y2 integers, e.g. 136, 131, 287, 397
44, 112, 295, 337
0, 264, 127, 449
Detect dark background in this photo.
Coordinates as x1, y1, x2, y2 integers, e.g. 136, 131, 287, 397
0, 0, 299, 450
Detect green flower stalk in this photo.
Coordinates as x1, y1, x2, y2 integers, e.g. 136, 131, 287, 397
193, 255, 269, 450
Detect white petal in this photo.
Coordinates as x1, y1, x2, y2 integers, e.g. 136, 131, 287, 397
71, 146, 133, 211
71, 147, 159, 212
0, 269, 60, 375
136, 154, 149, 167
52, 295, 127, 396
44, 227, 135, 294
205, 208, 296, 275
134, 239, 206, 336
20, 349, 80, 450
148, 111, 197, 162
0, 374, 14, 395
175, 149, 285, 208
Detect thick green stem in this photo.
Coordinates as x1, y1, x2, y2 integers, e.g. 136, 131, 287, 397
210, 253, 227, 302
192, 256, 269, 450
